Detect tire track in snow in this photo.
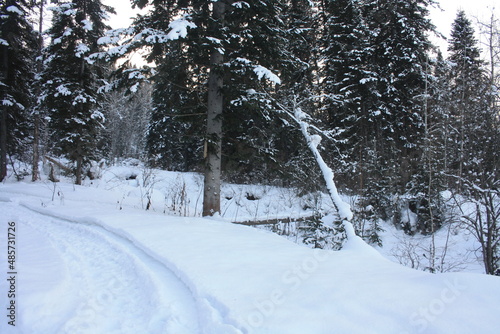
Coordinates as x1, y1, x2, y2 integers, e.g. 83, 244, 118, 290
15, 203, 200, 334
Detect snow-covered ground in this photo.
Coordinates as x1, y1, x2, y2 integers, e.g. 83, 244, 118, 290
1, 164, 499, 333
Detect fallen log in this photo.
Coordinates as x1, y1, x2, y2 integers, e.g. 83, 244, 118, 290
44, 156, 72, 173
233, 215, 316, 226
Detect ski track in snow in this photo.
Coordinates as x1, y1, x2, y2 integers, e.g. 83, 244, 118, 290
5, 201, 200, 334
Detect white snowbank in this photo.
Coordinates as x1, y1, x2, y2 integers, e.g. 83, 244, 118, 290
0, 178, 499, 334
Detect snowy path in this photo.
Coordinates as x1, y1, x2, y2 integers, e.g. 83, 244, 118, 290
1, 200, 200, 334
2, 180, 500, 334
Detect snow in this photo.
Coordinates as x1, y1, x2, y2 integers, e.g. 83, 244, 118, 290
236, 57, 252, 64
234, 58, 281, 84
167, 15, 197, 40
207, 37, 225, 55
6, 6, 23, 16
294, 107, 353, 222
81, 19, 93, 31
1, 168, 500, 334
97, 34, 121, 45
232, 2, 250, 9
130, 82, 140, 93
2, 99, 14, 106
63, 9, 77, 16
55, 85, 72, 97
377, 222, 484, 274
63, 27, 73, 37
132, 15, 196, 45
75, 43, 90, 57
253, 65, 281, 85
309, 134, 322, 148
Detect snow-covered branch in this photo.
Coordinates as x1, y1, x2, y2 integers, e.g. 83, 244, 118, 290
293, 106, 352, 220
234, 58, 281, 85
270, 96, 356, 240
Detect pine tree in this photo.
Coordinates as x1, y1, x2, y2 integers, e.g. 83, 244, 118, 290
364, 0, 434, 192
320, 0, 374, 191
32, 0, 47, 182
146, 41, 205, 172
272, 0, 323, 191
0, 0, 38, 181
447, 10, 492, 189
320, 0, 435, 225
41, 0, 115, 184
114, 0, 286, 215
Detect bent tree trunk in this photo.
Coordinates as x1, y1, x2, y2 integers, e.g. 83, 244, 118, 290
292, 103, 356, 239
203, 0, 225, 216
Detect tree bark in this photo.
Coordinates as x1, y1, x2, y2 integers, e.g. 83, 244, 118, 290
75, 144, 83, 185
203, 1, 225, 216
44, 155, 72, 173
0, 44, 8, 181
32, 114, 40, 181
32, 0, 45, 182
0, 104, 7, 181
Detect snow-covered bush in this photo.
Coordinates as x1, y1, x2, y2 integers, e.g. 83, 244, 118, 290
164, 174, 190, 216
299, 214, 347, 250
451, 180, 500, 275
351, 196, 384, 247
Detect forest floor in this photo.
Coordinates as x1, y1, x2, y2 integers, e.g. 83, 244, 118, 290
1, 162, 499, 333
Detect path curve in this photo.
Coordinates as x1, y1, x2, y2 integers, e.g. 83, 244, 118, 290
4, 201, 200, 334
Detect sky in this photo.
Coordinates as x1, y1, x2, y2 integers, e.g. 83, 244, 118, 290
104, 0, 139, 29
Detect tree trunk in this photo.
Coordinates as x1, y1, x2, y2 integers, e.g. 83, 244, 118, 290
0, 105, 7, 181
75, 142, 83, 185
292, 102, 355, 240
32, 0, 45, 182
202, 1, 225, 216
0, 44, 8, 181
76, 154, 83, 185
32, 114, 40, 181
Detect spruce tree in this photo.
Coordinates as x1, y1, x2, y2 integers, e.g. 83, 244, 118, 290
369, 0, 435, 224
115, 0, 286, 215
320, 0, 374, 191
272, 0, 322, 190
41, 0, 115, 184
32, 0, 47, 182
364, 0, 434, 192
447, 10, 492, 189
447, 11, 500, 275
146, 40, 205, 172
0, 0, 38, 181
409, 52, 449, 236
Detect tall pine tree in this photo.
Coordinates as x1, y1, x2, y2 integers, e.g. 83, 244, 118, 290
320, 0, 374, 192
447, 10, 492, 189
41, 0, 115, 184
113, 0, 286, 215
0, 0, 38, 181
364, 0, 434, 193
320, 0, 435, 224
